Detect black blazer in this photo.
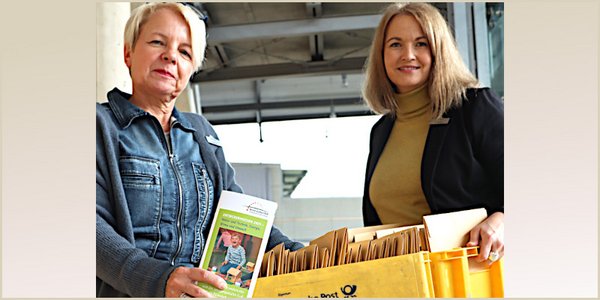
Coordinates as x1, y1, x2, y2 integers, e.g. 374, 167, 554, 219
363, 88, 504, 226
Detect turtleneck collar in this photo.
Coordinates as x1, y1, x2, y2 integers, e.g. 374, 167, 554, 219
394, 84, 431, 121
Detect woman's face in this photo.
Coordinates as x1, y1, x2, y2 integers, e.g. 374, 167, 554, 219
383, 14, 432, 94
125, 8, 194, 100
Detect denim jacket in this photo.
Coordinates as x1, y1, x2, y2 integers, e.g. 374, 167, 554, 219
97, 88, 303, 297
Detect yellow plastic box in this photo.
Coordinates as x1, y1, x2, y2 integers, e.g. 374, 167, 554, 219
254, 251, 434, 298
429, 247, 504, 298
253, 247, 503, 298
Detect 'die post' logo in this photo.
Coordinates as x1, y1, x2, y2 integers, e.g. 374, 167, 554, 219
307, 285, 357, 298
244, 201, 269, 218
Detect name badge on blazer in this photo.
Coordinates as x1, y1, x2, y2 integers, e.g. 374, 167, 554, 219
429, 117, 450, 125
205, 135, 222, 147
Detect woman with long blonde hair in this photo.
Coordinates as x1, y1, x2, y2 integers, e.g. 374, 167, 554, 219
362, 2, 504, 263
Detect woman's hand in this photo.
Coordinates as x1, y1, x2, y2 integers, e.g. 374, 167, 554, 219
466, 212, 504, 264
165, 266, 227, 298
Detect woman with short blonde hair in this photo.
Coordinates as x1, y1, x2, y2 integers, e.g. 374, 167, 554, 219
123, 2, 206, 72
96, 3, 303, 297
362, 2, 504, 265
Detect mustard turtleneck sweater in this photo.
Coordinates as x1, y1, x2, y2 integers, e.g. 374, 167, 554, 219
369, 84, 432, 226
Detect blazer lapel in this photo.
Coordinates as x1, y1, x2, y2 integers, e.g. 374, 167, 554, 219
421, 117, 451, 211
367, 115, 395, 183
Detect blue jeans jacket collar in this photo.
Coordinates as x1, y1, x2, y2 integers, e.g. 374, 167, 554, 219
107, 88, 196, 132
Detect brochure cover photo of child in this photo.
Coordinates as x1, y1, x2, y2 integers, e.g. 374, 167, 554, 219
197, 191, 276, 298
209, 229, 261, 289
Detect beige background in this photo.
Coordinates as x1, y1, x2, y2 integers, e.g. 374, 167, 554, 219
1, 0, 598, 297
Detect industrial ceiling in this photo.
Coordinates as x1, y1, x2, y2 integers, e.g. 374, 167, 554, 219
187, 2, 449, 125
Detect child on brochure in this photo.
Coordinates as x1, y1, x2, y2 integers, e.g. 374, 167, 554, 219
220, 234, 246, 274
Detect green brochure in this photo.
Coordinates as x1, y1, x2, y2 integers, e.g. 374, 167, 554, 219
197, 191, 277, 298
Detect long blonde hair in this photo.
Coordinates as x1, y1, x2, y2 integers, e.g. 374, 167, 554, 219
362, 3, 479, 119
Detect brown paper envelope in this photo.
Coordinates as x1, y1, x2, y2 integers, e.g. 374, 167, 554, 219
379, 240, 387, 259
292, 246, 305, 269
423, 207, 487, 252
394, 232, 403, 256
419, 227, 428, 251
382, 237, 392, 258
388, 236, 397, 257
260, 250, 272, 277
266, 250, 275, 277
291, 250, 300, 272
279, 249, 290, 274
345, 247, 352, 264
335, 227, 349, 266
347, 242, 361, 263
346, 244, 360, 263
375, 224, 420, 239
302, 251, 309, 272
412, 227, 419, 253
298, 244, 318, 270
353, 244, 362, 263
406, 228, 413, 254
366, 240, 377, 261
318, 247, 330, 268
368, 242, 379, 261
296, 250, 306, 272
270, 250, 276, 276
312, 246, 320, 269
375, 227, 399, 239
357, 240, 371, 262
353, 231, 375, 243
310, 230, 337, 267
347, 243, 356, 262
406, 231, 412, 254
402, 231, 409, 255
353, 242, 363, 262
307, 244, 319, 270
271, 242, 285, 275
377, 231, 404, 257
275, 249, 283, 275
391, 231, 407, 256
281, 249, 289, 274
370, 237, 387, 259
396, 233, 404, 256
316, 247, 325, 268
347, 223, 403, 242
388, 233, 399, 257
372, 242, 380, 260
288, 250, 297, 273
259, 250, 266, 277
414, 227, 421, 252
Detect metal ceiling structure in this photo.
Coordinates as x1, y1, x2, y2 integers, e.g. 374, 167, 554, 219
183, 3, 500, 126
282, 169, 308, 198
187, 2, 398, 125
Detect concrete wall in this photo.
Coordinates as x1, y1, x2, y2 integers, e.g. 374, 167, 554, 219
274, 197, 363, 244
231, 163, 283, 204
96, 2, 131, 102
231, 163, 363, 244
